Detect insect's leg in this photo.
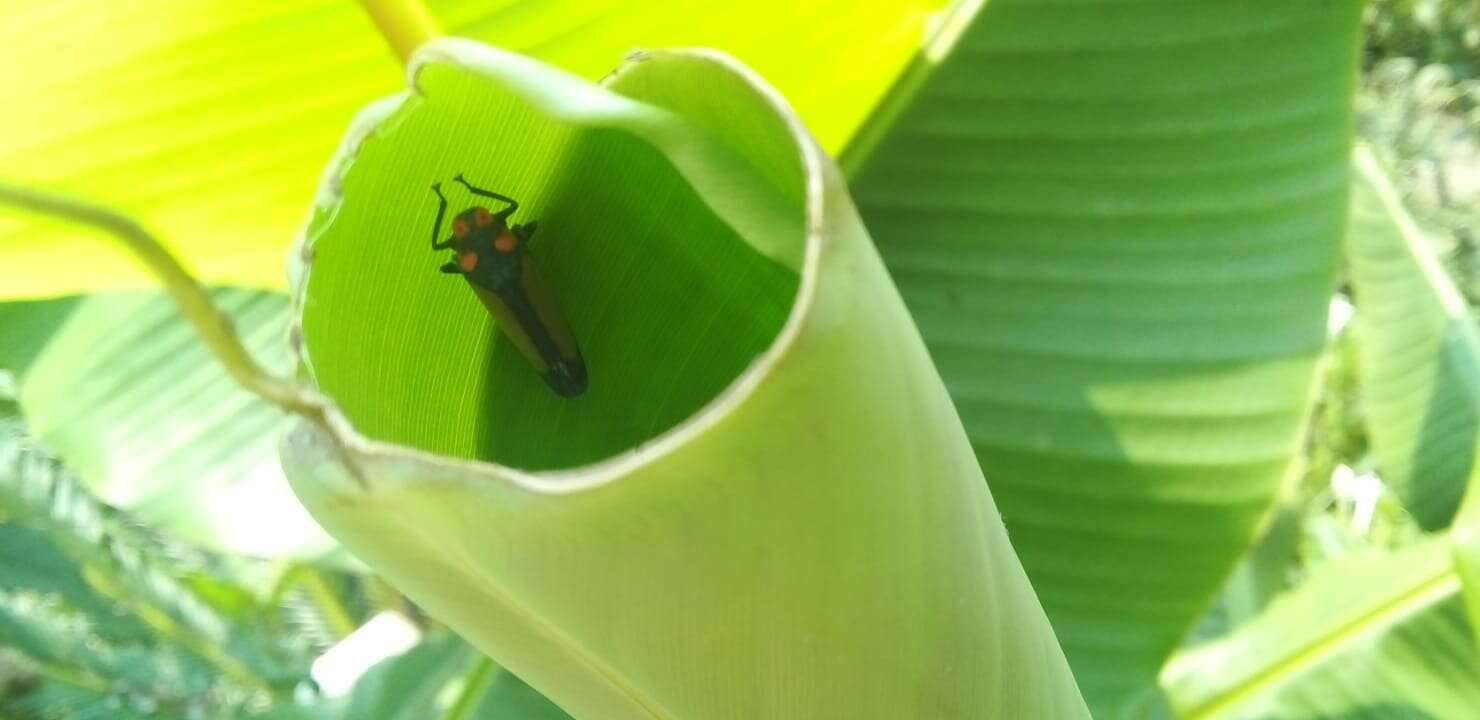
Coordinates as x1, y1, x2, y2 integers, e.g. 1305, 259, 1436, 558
430, 183, 455, 250
453, 173, 519, 219
440, 261, 462, 274
514, 221, 538, 241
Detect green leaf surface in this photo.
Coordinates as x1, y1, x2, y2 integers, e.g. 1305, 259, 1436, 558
343, 631, 472, 720
0, 0, 943, 298
1346, 146, 1480, 529
846, 1, 1363, 714
475, 666, 575, 719
344, 632, 571, 720
10, 288, 336, 558
1162, 538, 1480, 720
0, 297, 80, 376
1181, 498, 1305, 650
282, 40, 1087, 719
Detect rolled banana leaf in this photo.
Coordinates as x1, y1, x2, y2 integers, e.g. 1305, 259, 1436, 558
280, 39, 1087, 718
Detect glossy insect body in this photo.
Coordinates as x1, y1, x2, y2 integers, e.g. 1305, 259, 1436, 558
430, 174, 586, 397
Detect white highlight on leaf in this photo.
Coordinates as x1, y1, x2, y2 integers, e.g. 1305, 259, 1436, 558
1330, 463, 1382, 536
1328, 295, 1354, 335
311, 610, 422, 697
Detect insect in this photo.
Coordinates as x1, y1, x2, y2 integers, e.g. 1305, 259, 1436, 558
429, 174, 587, 397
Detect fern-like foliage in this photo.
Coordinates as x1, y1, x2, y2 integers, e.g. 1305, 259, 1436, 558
0, 373, 574, 720
0, 412, 319, 719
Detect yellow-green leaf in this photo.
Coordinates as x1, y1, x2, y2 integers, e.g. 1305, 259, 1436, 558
0, 0, 943, 298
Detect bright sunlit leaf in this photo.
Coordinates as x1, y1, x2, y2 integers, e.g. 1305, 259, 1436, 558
0, 0, 943, 298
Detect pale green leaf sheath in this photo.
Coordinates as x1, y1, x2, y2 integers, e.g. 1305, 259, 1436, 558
281, 41, 1089, 718
847, 2, 1363, 714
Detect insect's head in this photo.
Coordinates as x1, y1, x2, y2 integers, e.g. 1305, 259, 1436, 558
451, 206, 497, 239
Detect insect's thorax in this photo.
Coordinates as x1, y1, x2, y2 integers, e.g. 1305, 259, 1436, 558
459, 225, 523, 290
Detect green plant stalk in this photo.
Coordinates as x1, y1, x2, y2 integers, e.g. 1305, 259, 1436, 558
13, 654, 112, 695
837, 0, 984, 176
440, 656, 498, 720
297, 566, 359, 640
270, 563, 359, 641
0, 183, 375, 487
358, 0, 443, 64
0, 183, 323, 419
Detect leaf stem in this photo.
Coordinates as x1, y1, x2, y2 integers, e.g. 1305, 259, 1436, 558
1182, 564, 1460, 719
440, 655, 497, 720
0, 183, 329, 419
358, 0, 444, 65
0, 182, 373, 487
837, 0, 987, 178
297, 566, 359, 640
267, 563, 360, 642
21, 657, 112, 695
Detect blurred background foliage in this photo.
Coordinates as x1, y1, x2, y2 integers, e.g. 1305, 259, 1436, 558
1361, 0, 1479, 307
1318, 0, 1477, 552
1, 0, 1478, 718
0, 388, 572, 719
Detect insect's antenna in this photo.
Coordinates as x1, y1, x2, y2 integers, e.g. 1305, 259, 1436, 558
453, 173, 519, 217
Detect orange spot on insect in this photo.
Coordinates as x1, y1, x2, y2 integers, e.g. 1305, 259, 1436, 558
452, 218, 469, 237
459, 252, 478, 271
494, 232, 518, 253
474, 207, 493, 226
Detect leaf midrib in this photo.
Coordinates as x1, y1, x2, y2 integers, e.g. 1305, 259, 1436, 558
1182, 563, 1460, 719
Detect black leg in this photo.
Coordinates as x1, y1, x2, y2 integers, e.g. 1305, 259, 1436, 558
514, 221, 537, 241
430, 183, 455, 250
454, 173, 519, 219
440, 261, 462, 274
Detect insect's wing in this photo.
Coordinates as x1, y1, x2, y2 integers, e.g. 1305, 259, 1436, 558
469, 281, 544, 370
467, 258, 587, 396
519, 256, 583, 367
